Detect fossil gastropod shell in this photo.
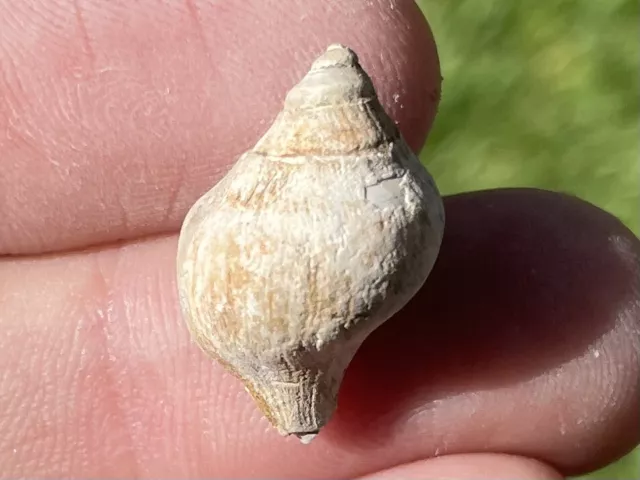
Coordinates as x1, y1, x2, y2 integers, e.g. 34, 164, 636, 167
176, 44, 445, 443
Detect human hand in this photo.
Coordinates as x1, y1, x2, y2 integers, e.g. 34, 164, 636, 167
1, 1, 638, 478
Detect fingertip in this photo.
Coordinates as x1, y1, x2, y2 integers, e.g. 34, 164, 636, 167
0, 0, 441, 254
333, 188, 639, 474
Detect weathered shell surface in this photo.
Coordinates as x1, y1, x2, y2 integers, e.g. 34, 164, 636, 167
177, 44, 445, 443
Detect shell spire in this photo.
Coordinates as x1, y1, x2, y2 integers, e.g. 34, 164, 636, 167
177, 43, 445, 444
253, 44, 399, 158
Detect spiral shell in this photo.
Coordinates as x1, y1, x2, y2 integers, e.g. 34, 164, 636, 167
176, 44, 445, 443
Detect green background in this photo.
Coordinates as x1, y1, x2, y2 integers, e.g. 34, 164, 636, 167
415, 0, 639, 478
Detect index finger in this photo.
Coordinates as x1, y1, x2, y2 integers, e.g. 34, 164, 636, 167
0, 0, 441, 255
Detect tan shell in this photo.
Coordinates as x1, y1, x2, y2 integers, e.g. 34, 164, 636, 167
176, 44, 445, 443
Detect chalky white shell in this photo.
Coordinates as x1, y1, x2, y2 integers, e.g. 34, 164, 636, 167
177, 44, 445, 442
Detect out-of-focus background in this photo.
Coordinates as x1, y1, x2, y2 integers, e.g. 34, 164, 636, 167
415, 0, 639, 478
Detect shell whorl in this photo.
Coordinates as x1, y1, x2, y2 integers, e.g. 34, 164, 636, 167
284, 44, 374, 109
252, 44, 399, 158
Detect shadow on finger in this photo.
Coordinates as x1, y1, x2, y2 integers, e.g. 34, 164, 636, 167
332, 188, 639, 474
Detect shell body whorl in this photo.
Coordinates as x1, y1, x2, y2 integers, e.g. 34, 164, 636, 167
177, 44, 445, 441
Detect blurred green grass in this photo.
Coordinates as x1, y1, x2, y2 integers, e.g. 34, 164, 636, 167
417, 0, 638, 234
415, 0, 639, 478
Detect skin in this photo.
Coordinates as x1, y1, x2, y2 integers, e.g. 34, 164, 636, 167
0, 0, 638, 478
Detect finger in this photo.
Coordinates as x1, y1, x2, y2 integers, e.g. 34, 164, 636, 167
0, 0, 440, 255
1, 189, 638, 478
358, 454, 563, 480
